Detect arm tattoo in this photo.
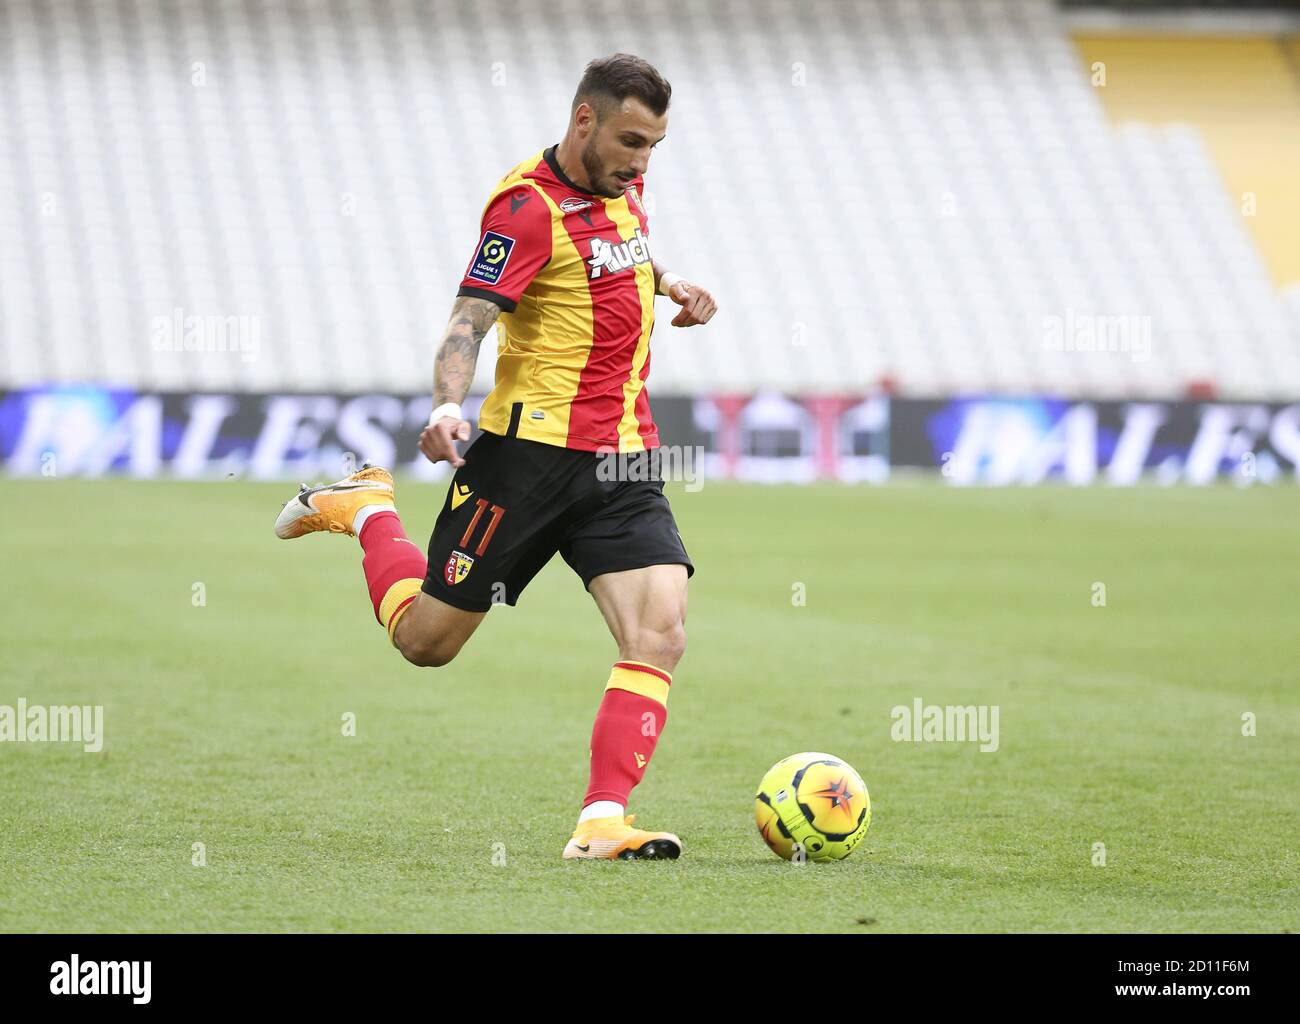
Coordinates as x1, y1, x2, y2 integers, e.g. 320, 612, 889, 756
433, 296, 500, 407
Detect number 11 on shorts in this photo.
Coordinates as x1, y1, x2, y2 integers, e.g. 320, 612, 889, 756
459, 499, 506, 556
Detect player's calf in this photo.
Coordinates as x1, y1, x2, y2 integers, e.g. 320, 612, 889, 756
590, 564, 689, 673
390, 593, 485, 668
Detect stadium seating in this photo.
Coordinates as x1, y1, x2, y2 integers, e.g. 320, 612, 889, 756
0, 0, 1297, 398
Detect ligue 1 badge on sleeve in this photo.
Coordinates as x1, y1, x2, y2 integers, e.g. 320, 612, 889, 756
468, 231, 515, 285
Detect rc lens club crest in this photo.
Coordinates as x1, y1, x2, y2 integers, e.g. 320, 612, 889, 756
443, 550, 474, 585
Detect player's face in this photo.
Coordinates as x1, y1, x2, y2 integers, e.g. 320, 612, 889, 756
580, 97, 668, 199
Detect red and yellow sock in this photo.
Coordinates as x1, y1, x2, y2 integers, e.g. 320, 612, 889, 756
583, 661, 671, 807
358, 510, 426, 643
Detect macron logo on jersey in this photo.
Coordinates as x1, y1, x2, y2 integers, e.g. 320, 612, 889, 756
467, 231, 516, 285
586, 227, 652, 280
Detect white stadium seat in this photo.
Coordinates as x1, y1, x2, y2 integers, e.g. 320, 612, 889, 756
0, 0, 1295, 399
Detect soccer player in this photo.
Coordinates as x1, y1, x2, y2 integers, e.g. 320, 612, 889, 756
275, 54, 717, 860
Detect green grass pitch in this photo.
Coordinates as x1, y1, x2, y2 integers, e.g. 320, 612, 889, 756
1, 477, 1296, 933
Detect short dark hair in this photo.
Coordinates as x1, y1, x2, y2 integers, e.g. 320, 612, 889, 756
572, 53, 671, 120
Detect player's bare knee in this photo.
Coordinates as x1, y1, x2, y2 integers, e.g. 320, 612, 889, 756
423, 644, 460, 669
408, 640, 458, 668
395, 628, 460, 669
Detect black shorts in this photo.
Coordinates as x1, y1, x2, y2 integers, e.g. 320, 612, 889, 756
422, 431, 694, 613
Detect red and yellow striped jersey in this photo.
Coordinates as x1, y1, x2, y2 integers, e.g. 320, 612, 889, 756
457, 145, 659, 452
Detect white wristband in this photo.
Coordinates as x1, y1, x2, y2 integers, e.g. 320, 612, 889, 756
429, 402, 463, 427
658, 271, 685, 297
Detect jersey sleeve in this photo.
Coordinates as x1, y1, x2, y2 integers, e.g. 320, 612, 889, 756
456, 185, 553, 313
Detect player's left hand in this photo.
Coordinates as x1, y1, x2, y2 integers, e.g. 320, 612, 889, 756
666, 280, 718, 327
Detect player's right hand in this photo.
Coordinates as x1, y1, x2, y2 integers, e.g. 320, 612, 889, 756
419, 416, 471, 468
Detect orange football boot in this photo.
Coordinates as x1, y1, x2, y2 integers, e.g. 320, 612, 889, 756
274, 466, 395, 539
562, 814, 682, 861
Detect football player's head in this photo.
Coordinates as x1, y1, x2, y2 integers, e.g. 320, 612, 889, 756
569, 53, 671, 199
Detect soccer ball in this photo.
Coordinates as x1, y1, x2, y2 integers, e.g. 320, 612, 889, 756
754, 751, 871, 862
